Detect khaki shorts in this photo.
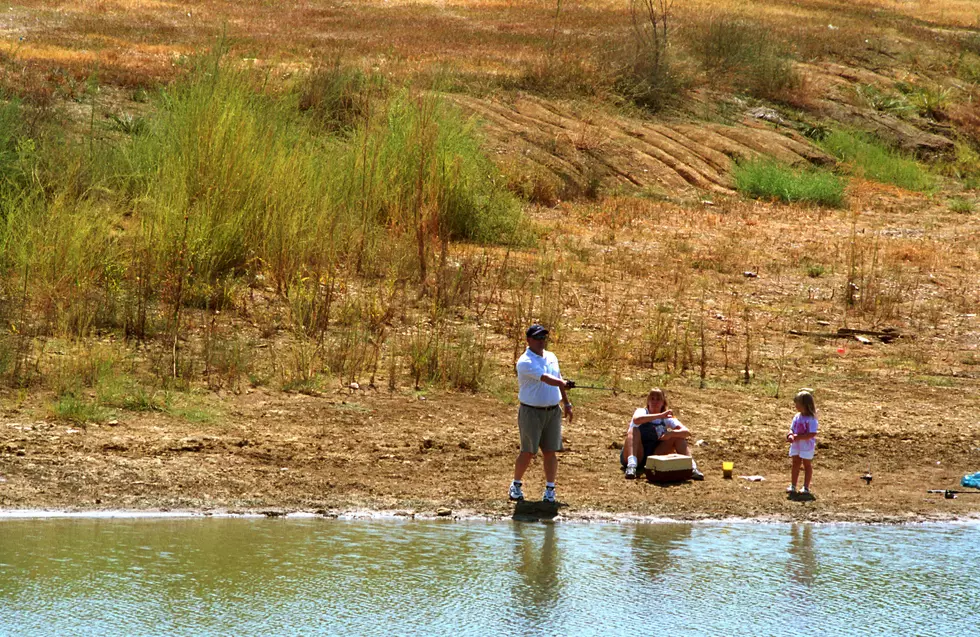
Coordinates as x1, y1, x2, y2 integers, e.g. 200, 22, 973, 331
518, 404, 563, 453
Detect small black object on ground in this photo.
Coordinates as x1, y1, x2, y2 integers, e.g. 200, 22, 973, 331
927, 489, 980, 500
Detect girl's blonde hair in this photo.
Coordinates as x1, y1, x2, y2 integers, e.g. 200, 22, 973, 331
647, 388, 668, 410
794, 390, 816, 417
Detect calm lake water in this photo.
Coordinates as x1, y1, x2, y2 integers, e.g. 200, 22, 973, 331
0, 517, 977, 636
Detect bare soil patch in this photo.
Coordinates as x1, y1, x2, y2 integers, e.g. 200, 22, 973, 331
2, 377, 978, 522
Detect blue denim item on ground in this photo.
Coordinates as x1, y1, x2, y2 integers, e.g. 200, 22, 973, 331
961, 472, 980, 489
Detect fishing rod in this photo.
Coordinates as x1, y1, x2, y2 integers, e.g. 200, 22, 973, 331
927, 489, 980, 499
565, 380, 619, 395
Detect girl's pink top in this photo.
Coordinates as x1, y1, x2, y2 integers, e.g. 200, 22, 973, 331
790, 413, 818, 455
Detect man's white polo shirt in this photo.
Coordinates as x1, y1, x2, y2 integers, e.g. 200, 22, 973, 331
516, 348, 562, 407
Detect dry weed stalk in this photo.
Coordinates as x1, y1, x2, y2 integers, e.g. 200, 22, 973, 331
742, 305, 752, 384
630, 0, 673, 75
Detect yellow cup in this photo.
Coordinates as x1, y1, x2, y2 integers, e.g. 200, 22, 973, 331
723, 461, 734, 479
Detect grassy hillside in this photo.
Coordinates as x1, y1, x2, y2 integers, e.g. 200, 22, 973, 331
0, 0, 977, 421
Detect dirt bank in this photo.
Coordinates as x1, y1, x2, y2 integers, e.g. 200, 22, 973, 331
3, 378, 978, 523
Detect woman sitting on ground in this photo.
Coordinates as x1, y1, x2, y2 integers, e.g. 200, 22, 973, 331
620, 388, 703, 480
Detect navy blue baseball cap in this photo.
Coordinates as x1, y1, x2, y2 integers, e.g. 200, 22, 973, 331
525, 324, 549, 339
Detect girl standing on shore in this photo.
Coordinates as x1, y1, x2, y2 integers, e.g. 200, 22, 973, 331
787, 390, 818, 495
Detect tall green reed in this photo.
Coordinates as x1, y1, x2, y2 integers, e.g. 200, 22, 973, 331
0, 52, 528, 392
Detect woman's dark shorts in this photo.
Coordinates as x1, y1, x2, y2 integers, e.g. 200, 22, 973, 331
619, 422, 665, 469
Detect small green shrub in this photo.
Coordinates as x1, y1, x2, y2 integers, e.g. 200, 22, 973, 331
96, 375, 168, 412
693, 17, 761, 71
585, 327, 625, 375
819, 130, 935, 191
121, 387, 168, 412
894, 82, 953, 120
956, 52, 980, 84
854, 84, 915, 117
400, 323, 490, 391
613, 0, 686, 112
106, 112, 148, 136
733, 158, 846, 207
442, 327, 489, 391
51, 393, 109, 424
744, 55, 800, 102
940, 142, 980, 189
168, 404, 217, 424
801, 122, 831, 141
948, 197, 975, 214
805, 263, 826, 278
346, 90, 525, 245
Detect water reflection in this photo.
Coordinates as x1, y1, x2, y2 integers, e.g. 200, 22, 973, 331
512, 523, 562, 632
630, 522, 693, 582
0, 519, 978, 637
787, 523, 817, 590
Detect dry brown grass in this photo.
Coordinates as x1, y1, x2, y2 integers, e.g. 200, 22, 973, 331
1, 0, 975, 107
949, 98, 980, 142
854, 0, 980, 28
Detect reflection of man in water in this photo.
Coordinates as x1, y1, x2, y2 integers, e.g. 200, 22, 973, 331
629, 523, 694, 583
511, 523, 562, 629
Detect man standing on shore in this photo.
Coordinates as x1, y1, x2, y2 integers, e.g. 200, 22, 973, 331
510, 324, 573, 503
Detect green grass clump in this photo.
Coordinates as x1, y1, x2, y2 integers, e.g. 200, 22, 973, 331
50, 393, 110, 424
819, 130, 935, 191
941, 142, 980, 190
948, 197, 975, 214
347, 90, 524, 245
804, 262, 826, 278
733, 159, 846, 207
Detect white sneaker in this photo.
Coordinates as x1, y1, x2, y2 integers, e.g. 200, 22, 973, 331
787, 485, 797, 494
509, 482, 524, 501
801, 487, 811, 496
542, 486, 557, 503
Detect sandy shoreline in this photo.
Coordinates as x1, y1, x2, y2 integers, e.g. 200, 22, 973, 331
3, 386, 980, 525
2, 506, 978, 526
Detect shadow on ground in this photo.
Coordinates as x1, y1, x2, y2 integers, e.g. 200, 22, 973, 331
512, 500, 562, 522
788, 492, 817, 502
643, 469, 696, 486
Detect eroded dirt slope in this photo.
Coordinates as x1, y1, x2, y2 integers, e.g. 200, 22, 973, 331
454, 94, 833, 196
452, 57, 962, 199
